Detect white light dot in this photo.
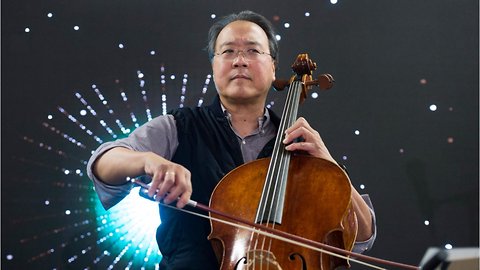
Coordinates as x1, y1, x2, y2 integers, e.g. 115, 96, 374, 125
73, 25, 80, 31
342, 156, 348, 160
79, 110, 87, 116
47, 12, 53, 18
47, 114, 53, 120
76, 169, 81, 174
424, 220, 430, 226
210, 14, 216, 19
311, 92, 318, 99
170, 75, 176, 80
399, 148, 404, 154
360, 184, 365, 190
445, 244, 453, 250
429, 104, 437, 111
275, 35, 281, 41
65, 210, 71, 215
45, 200, 50, 205
284, 23, 290, 28
305, 12, 310, 17
6, 254, 13, 260
64, 170, 70, 175
25, 27, 30, 33
118, 43, 124, 49
150, 50, 155, 55
331, 0, 338, 4
137, 72, 144, 79
354, 130, 360, 135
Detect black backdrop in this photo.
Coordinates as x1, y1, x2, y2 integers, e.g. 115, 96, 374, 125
2, 0, 478, 269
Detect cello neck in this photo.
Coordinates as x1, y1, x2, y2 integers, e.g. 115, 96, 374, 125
255, 78, 304, 225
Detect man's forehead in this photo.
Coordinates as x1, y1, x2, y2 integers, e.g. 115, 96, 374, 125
215, 22, 268, 48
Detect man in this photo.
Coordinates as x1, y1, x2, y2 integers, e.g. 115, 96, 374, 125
87, 10, 376, 269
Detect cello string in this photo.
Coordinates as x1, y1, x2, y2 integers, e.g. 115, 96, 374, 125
253, 78, 297, 263
266, 80, 300, 254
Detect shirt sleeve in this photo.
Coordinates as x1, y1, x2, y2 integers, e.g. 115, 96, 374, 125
86, 115, 178, 210
352, 194, 377, 253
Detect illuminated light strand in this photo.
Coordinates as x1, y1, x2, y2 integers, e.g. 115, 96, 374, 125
27, 247, 56, 262
13, 156, 67, 172
93, 250, 110, 264
179, 74, 188, 108
75, 92, 98, 116
21, 136, 87, 170
119, 90, 140, 129
93, 85, 129, 133
66, 245, 94, 264
42, 122, 87, 149
34, 232, 94, 265
75, 92, 117, 139
22, 135, 67, 157
51, 181, 92, 191
22, 217, 94, 248
111, 243, 133, 267
99, 119, 117, 139
160, 73, 167, 115
58, 106, 103, 144
115, 119, 130, 134
197, 74, 212, 107
137, 71, 153, 121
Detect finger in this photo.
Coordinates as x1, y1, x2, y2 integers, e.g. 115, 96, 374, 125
176, 190, 192, 208
155, 171, 176, 200
283, 118, 317, 143
284, 117, 310, 134
163, 171, 192, 207
283, 126, 315, 145
285, 141, 314, 152
176, 171, 192, 208
148, 172, 164, 197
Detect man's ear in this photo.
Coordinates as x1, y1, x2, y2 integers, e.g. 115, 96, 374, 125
271, 62, 276, 80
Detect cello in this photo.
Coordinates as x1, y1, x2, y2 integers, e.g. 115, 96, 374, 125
208, 53, 356, 270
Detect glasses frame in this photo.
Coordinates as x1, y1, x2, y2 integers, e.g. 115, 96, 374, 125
213, 48, 274, 61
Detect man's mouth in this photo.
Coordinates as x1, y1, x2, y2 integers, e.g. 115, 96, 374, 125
231, 74, 250, 80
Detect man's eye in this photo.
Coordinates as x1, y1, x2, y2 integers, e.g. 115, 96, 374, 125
247, 49, 260, 54
222, 49, 235, 55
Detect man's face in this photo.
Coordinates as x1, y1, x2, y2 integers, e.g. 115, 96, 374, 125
212, 20, 276, 105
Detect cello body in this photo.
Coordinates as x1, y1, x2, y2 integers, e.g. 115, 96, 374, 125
208, 155, 358, 270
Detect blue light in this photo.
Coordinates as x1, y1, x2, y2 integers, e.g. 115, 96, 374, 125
94, 187, 162, 266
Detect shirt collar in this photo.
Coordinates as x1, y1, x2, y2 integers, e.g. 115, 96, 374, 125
220, 103, 270, 130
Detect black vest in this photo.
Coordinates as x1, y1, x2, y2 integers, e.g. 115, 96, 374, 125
156, 95, 279, 269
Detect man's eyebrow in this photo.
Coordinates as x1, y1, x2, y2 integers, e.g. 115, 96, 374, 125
218, 40, 262, 47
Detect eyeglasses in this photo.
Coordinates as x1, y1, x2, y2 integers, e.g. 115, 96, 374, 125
213, 49, 273, 61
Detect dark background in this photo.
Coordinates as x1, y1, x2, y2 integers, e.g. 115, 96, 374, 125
2, 0, 478, 269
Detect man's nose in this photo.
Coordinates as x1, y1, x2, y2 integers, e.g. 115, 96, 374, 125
233, 51, 248, 66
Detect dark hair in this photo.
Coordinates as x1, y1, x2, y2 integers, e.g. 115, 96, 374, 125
206, 10, 279, 64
